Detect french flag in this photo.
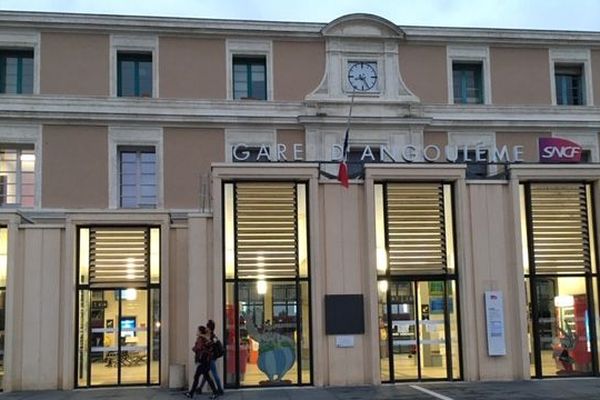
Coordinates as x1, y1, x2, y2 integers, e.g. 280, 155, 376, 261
337, 127, 350, 188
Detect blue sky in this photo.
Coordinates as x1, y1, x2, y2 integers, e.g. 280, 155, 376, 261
1, 0, 600, 31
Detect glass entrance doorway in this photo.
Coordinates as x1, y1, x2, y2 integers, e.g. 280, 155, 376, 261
223, 182, 312, 387
374, 183, 461, 382
76, 227, 161, 387
378, 280, 460, 381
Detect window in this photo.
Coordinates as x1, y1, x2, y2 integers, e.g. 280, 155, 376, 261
0, 146, 35, 207
555, 64, 584, 105
347, 147, 380, 179
117, 52, 152, 97
0, 50, 33, 94
452, 62, 483, 104
232, 56, 266, 100
119, 147, 156, 208
581, 149, 592, 163
456, 149, 488, 179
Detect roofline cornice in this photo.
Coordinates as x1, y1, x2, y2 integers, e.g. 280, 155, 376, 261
0, 11, 599, 44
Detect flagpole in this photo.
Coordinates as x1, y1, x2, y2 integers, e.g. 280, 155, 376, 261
337, 88, 356, 188
342, 88, 357, 160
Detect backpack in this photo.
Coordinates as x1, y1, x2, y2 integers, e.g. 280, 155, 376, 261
213, 337, 225, 359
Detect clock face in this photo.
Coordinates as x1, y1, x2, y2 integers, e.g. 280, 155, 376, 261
347, 61, 378, 91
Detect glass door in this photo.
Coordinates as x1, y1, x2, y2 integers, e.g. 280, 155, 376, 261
390, 281, 417, 380
79, 288, 151, 386
418, 281, 448, 379
384, 280, 454, 381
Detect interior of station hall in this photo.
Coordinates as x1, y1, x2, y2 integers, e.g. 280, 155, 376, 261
0, 10, 598, 393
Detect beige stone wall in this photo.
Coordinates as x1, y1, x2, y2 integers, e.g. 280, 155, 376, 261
424, 131, 448, 148
461, 183, 528, 380
40, 32, 109, 96
169, 227, 190, 368
318, 184, 371, 385
42, 125, 109, 208
273, 40, 325, 101
163, 128, 224, 209
9, 227, 64, 390
398, 44, 447, 103
159, 37, 226, 99
490, 47, 551, 105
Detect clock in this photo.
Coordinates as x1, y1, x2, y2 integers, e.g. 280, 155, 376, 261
347, 61, 378, 91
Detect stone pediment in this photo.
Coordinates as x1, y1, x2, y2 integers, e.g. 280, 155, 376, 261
322, 13, 405, 39
306, 13, 419, 109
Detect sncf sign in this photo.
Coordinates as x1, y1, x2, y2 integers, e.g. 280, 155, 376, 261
539, 138, 582, 163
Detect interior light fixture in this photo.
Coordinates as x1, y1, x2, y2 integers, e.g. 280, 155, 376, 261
554, 295, 574, 308
257, 279, 267, 295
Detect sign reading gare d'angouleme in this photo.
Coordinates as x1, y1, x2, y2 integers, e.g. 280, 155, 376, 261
231, 137, 583, 163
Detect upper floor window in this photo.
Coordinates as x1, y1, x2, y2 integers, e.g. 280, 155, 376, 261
0, 146, 35, 207
117, 52, 152, 97
555, 64, 584, 105
119, 146, 156, 208
452, 62, 483, 104
0, 50, 33, 94
233, 56, 267, 100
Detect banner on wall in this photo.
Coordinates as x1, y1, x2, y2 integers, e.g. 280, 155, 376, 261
484, 291, 506, 356
538, 137, 582, 163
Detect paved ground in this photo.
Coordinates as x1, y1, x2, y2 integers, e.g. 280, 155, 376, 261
2, 379, 600, 400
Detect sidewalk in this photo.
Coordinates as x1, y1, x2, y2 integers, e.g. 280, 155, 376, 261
1, 379, 600, 400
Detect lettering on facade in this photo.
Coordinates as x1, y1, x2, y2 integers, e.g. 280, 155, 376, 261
232, 143, 526, 163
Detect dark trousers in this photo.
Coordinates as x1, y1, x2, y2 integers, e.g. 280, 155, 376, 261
189, 362, 217, 396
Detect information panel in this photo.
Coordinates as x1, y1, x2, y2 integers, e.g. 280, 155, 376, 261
484, 291, 506, 356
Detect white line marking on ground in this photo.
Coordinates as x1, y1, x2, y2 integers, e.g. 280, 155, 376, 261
410, 385, 454, 400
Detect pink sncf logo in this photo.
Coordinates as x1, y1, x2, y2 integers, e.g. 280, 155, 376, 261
538, 137, 582, 163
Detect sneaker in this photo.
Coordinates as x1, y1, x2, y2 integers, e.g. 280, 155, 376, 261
184, 392, 193, 399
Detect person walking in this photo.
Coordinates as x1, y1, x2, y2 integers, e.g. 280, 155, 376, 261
198, 319, 225, 395
185, 326, 219, 399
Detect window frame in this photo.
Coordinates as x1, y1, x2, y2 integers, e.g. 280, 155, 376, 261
232, 56, 267, 100
116, 52, 153, 98
452, 62, 483, 104
118, 146, 157, 209
108, 127, 163, 209
0, 49, 34, 94
554, 64, 584, 105
226, 39, 273, 101
110, 35, 158, 98
0, 31, 40, 95
549, 48, 593, 106
0, 124, 41, 208
447, 46, 491, 105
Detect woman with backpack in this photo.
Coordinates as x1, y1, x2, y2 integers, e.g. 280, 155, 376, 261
185, 325, 219, 399
197, 319, 224, 396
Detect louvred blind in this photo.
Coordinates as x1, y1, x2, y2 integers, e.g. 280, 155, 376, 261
386, 184, 447, 274
89, 228, 149, 287
235, 182, 298, 279
529, 184, 590, 274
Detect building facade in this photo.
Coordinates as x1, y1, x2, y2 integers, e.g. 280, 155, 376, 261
0, 10, 599, 391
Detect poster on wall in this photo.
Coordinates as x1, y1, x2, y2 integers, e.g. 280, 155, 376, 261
484, 291, 506, 356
